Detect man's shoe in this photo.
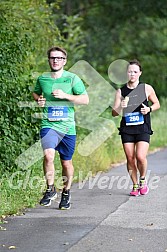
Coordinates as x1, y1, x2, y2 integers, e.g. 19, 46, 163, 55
130, 184, 140, 196
59, 189, 71, 210
139, 178, 149, 195
40, 187, 57, 206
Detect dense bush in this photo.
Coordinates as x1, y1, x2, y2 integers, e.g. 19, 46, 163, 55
0, 0, 61, 174
0, 0, 87, 175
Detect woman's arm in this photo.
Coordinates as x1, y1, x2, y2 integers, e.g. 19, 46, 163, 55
112, 89, 122, 117
146, 84, 160, 112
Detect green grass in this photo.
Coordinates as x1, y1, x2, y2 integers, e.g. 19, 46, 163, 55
0, 163, 45, 217
0, 98, 167, 218
149, 99, 167, 149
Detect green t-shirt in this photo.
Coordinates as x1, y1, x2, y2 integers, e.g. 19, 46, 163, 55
34, 70, 87, 135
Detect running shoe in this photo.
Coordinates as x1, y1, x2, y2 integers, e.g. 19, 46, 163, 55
139, 178, 149, 195
59, 189, 71, 210
130, 184, 140, 196
40, 187, 57, 206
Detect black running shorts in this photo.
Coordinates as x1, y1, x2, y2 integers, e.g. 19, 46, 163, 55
121, 133, 150, 144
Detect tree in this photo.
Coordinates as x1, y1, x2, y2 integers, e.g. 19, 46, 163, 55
49, 0, 167, 96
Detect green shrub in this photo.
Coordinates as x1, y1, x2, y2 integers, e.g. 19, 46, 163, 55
0, 0, 61, 174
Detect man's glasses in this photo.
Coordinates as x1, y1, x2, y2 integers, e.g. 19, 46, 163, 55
49, 57, 66, 61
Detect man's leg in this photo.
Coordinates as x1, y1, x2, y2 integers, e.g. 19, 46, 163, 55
43, 148, 56, 186
61, 159, 74, 190
40, 148, 57, 206
57, 133, 76, 210
59, 159, 74, 210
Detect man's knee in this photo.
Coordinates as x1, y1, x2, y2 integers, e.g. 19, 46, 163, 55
44, 149, 55, 163
61, 160, 73, 170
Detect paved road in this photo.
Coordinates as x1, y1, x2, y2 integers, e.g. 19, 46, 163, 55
0, 148, 167, 252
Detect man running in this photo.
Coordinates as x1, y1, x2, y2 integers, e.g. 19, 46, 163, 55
33, 46, 89, 209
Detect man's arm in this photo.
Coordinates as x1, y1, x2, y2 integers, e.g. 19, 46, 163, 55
32, 92, 46, 107
32, 92, 40, 101
52, 89, 89, 105
65, 93, 89, 105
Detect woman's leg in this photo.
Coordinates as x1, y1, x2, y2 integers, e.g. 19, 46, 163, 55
123, 143, 138, 184
136, 141, 149, 178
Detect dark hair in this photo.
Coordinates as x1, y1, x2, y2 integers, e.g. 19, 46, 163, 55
128, 59, 142, 71
47, 46, 67, 58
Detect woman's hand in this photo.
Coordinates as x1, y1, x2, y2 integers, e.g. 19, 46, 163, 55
140, 103, 150, 115
121, 96, 129, 108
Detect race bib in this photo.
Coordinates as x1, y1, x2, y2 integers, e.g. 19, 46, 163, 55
48, 106, 68, 121
125, 112, 144, 126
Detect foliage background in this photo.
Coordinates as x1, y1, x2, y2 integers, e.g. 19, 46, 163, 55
0, 0, 167, 184
0, 0, 85, 174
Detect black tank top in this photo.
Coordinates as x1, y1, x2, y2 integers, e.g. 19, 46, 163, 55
118, 83, 153, 135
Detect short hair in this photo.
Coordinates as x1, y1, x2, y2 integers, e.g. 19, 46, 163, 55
128, 59, 142, 71
47, 46, 67, 58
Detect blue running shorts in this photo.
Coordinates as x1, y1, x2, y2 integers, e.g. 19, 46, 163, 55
40, 128, 76, 160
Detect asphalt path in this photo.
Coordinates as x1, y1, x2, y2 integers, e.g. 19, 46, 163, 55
0, 148, 167, 252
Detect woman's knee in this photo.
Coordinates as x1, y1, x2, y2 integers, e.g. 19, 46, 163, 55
136, 154, 146, 164
126, 155, 136, 165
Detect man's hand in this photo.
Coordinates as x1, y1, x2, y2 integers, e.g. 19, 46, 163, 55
52, 89, 66, 99
37, 95, 46, 107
